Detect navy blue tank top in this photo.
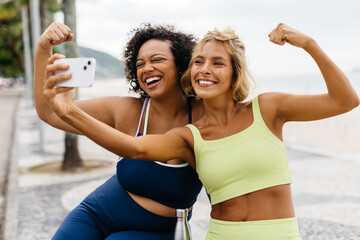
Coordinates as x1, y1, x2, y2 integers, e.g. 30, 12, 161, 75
116, 98, 203, 209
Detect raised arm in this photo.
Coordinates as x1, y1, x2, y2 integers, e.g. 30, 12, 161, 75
34, 22, 128, 134
267, 23, 359, 122
34, 22, 81, 133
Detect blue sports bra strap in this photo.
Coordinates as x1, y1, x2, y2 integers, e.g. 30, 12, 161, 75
187, 97, 192, 124
143, 98, 151, 135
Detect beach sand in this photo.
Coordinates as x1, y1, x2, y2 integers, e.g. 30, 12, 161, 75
283, 105, 360, 158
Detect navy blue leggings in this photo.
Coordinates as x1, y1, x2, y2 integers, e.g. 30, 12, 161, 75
52, 175, 185, 239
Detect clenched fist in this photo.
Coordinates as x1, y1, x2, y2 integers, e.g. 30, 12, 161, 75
37, 22, 73, 49
268, 23, 315, 50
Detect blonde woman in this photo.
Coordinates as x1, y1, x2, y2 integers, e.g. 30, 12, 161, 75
43, 23, 359, 239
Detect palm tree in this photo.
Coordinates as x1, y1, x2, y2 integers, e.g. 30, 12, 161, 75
0, 0, 24, 78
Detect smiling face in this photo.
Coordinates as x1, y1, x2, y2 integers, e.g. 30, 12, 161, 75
190, 40, 234, 100
136, 39, 179, 98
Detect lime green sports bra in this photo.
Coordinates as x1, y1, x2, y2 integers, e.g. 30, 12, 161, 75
186, 96, 292, 205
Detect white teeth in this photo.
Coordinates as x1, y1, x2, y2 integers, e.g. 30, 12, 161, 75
146, 77, 161, 84
198, 80, 215, 85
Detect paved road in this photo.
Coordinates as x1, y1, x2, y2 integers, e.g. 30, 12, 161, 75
3, 93, 360, 240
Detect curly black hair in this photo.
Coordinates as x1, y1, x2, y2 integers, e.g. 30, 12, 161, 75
123, 23, 197, 97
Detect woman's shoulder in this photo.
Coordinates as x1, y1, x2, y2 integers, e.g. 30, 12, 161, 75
99, 96, 145, 112
256, 92, 290, 128
163, 126, 197, 167
75, 96, 145, 125
257, 92, 293, 112
106, 96, 147, 133
103, 95, 145, 104
165, 125, 196, 143
257, 92, 290, 103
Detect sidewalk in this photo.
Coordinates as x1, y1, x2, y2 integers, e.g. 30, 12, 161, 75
0, 88, 24, 240
3, 91, 360, 239
14, 94, 210, 240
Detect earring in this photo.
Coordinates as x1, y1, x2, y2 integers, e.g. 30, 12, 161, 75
131, 81, 138, 88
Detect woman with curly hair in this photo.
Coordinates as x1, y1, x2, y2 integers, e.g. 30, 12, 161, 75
34, 22, 203, 239
43, 23, 359, 239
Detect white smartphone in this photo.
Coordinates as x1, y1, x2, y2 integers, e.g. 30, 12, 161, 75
54, 58, 96, 87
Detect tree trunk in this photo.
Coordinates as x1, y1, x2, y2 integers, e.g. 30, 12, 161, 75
62, 133, 83, 170
62, 0, 79, 58
61, 0, 83, 170
39, 0, 54, 32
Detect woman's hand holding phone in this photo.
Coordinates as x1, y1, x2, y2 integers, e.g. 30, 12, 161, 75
54, 58, 96, 87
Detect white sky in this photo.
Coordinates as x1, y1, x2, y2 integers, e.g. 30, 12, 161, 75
56, 0, 360, 77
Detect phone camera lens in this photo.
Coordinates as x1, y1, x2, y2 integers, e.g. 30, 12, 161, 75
88, 61, 91, 65
84, 66, 87, 70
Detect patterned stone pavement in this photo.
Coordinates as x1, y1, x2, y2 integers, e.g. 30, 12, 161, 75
14, 96, 360, 240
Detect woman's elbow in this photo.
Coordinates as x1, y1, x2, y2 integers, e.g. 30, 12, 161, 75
35, 105, 48, 122
125, 153, 142, 160
123, 145, 146, 160
340, 93, 360, 113
347, 93, 360, 110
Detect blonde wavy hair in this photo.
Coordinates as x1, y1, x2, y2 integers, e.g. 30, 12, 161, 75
181, 27, 254, 102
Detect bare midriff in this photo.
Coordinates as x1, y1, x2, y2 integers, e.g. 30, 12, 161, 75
127, 191, 193, 218
126, 159, 192, 218
210, 184, 295, 221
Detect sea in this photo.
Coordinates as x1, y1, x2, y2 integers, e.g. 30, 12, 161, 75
255, 71, 360, 95
80, 71, 360, 99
